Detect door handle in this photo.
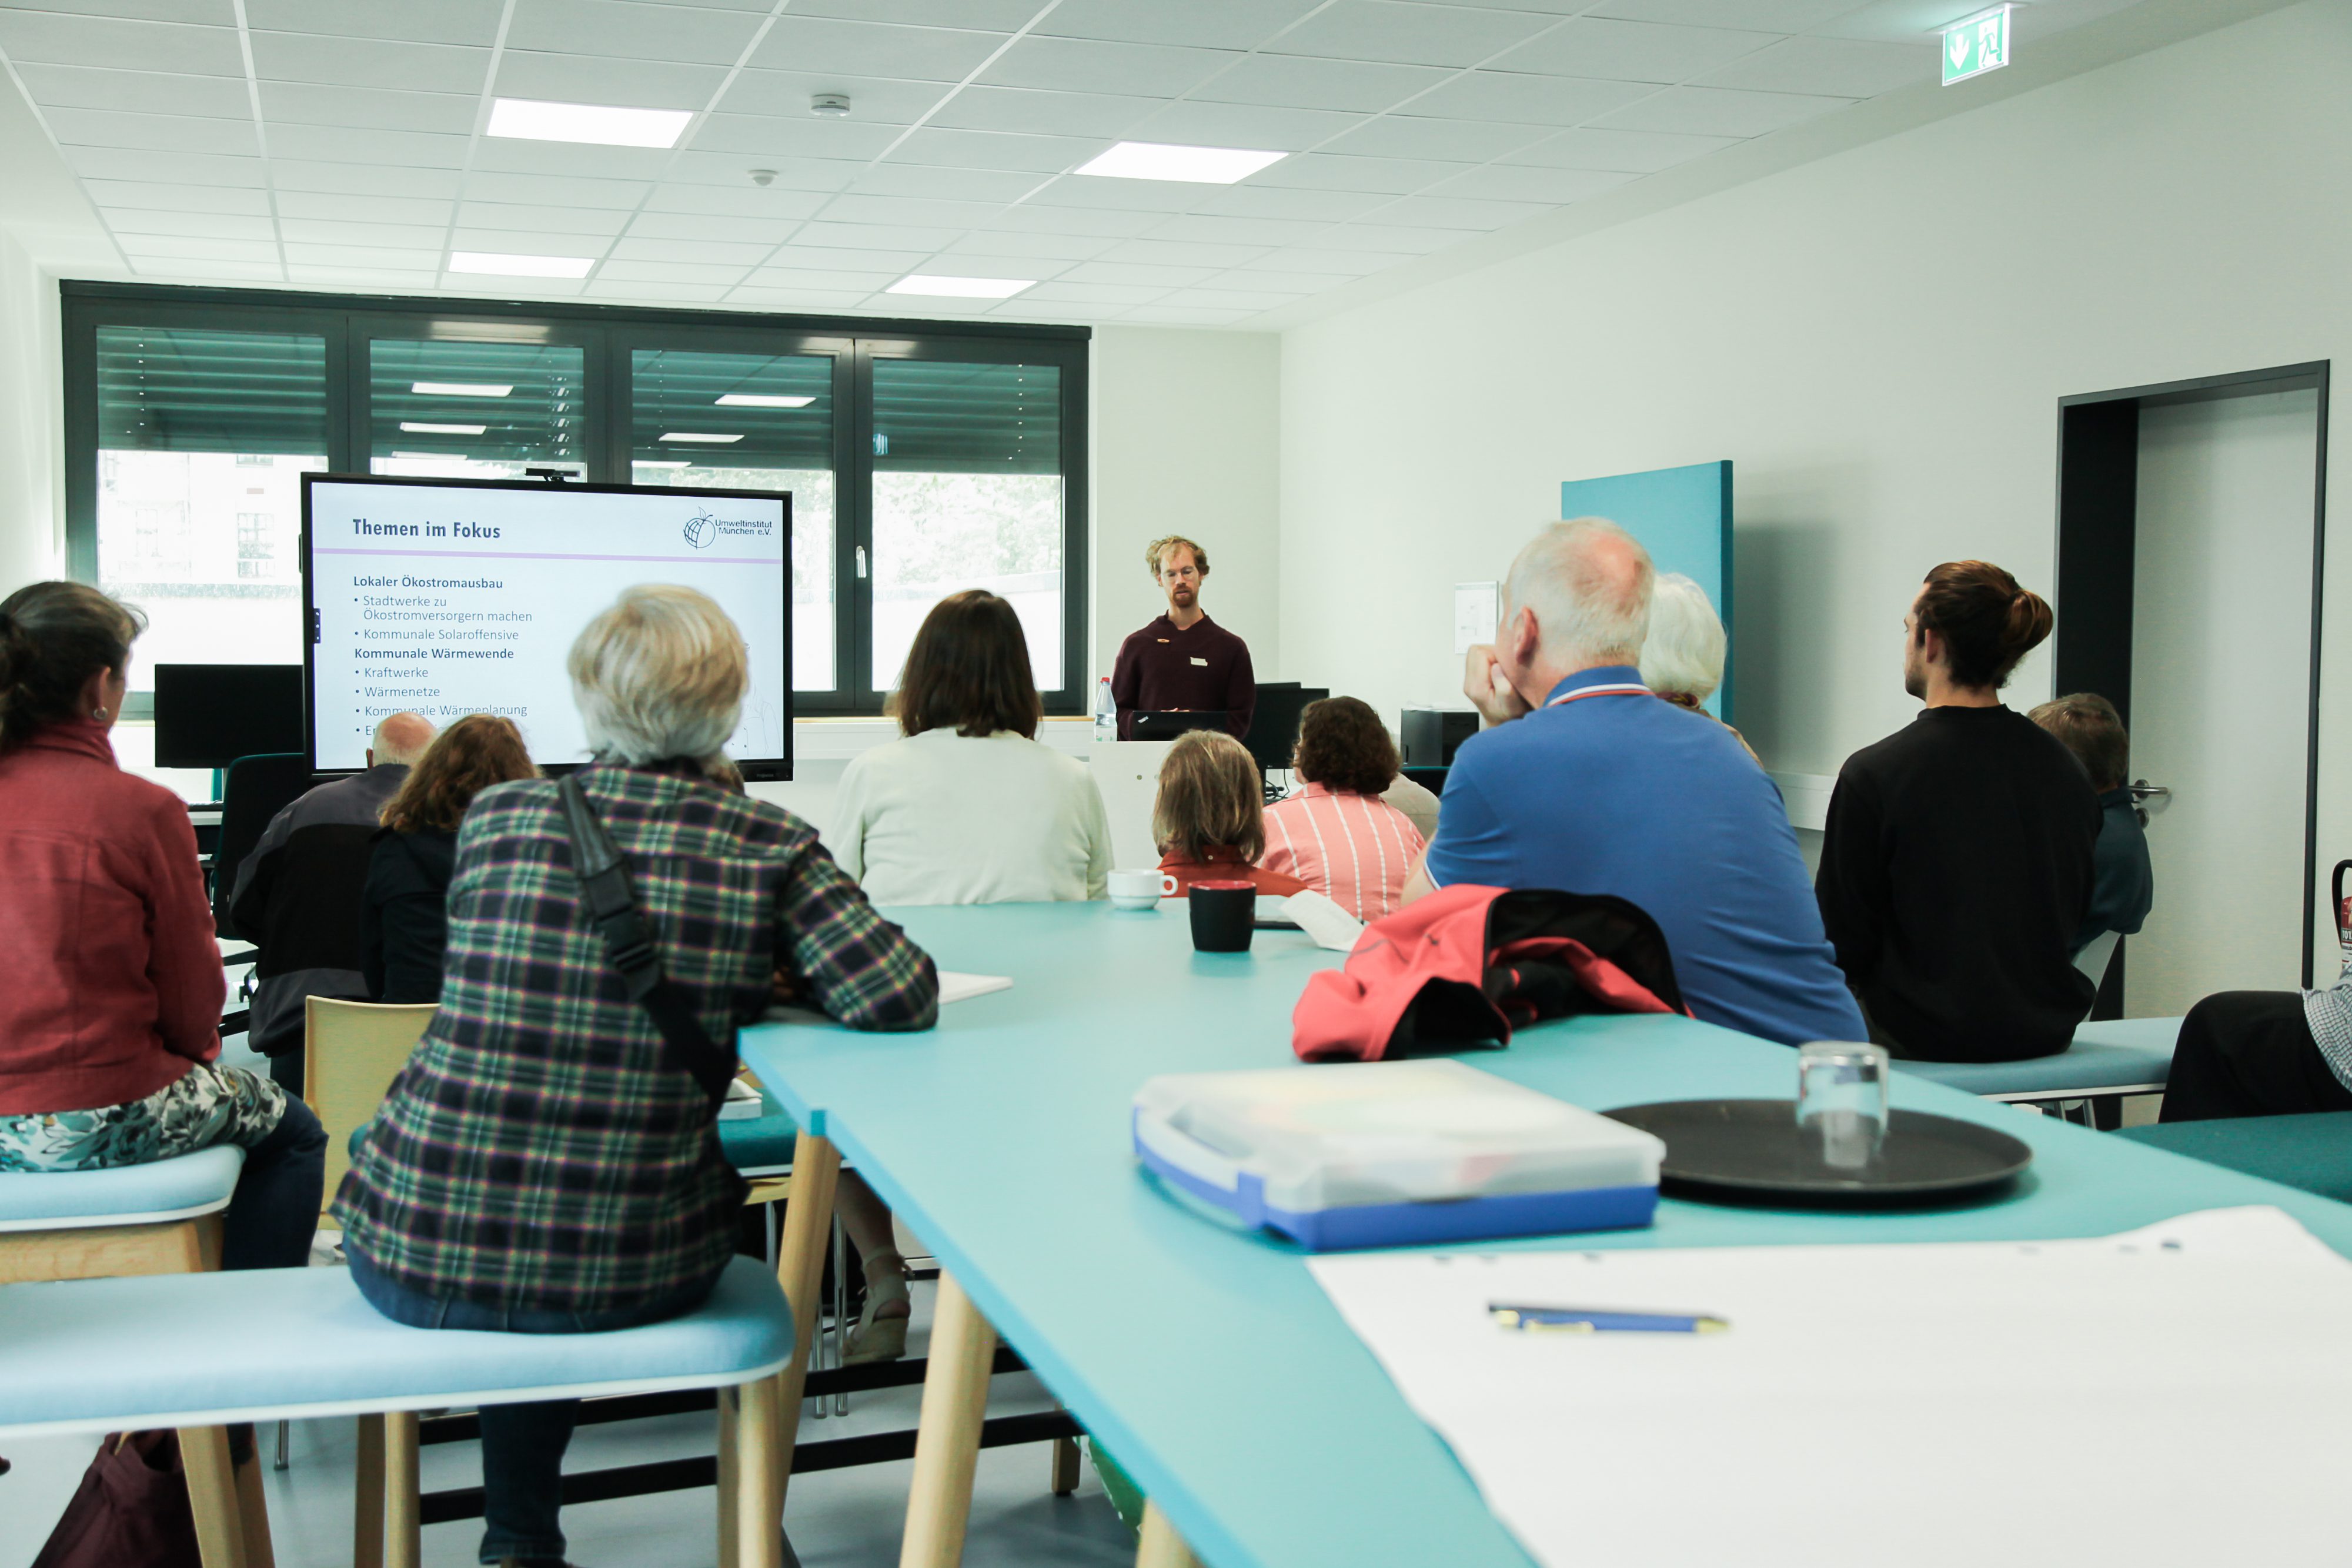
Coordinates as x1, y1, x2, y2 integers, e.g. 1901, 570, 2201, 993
2129, 780, 2170, 803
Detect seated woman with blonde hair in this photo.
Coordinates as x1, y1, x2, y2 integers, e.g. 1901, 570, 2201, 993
1154, 728, 1307, 898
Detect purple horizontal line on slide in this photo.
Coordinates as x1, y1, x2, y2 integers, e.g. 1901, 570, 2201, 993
316, 547, 781, 565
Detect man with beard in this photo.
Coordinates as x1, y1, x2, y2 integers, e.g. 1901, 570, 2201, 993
1110, 534, 1256, 741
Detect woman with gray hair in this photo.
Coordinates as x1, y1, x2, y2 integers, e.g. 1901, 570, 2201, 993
1639, 572, 1756, 761
336, 584, 938, 1568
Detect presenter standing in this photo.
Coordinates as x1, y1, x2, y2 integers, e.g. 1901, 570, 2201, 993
1111, 534, 1255, 740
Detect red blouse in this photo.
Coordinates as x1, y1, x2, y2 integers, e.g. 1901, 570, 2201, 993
1156, 844, 1308, 899
0, 721, 225, 1114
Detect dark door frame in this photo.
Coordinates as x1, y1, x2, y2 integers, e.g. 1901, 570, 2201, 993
2053, 360, 2331, 994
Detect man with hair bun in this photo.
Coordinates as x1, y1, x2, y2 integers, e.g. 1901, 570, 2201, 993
1110, 533, 1256, 740
1816, 561, 2100, 1062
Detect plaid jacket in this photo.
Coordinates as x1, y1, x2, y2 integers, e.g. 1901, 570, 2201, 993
335, 760, 937, 1312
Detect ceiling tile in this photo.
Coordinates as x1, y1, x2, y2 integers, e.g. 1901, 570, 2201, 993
469, 140, 676, 180
101, 208, 278, 240
83, 179, 274, 213
1374, 193, 1550, 228
749, 17, 1010, 82
1694, 34, 1933, 96
1153, 286, 1300, 310
792, 219, 964, 250
977, 36, 1237, 97
794, 0, 1045, 26
740, 266, 904, 290
286, 265, 442, 286
448, 228, 613, 256
925, 85, 1162, 139
248, 32, 489, 93
131, 258, 285, 280
587, 279, 734, 301
1266, 1, 1556, 68
611, 235, 776, 263
1424, 162, 1638, 201
649, 173, 863, 210
1489, 16, 1778, 81
117, 234, 281, 262
1190, 52, 1449, 113
726, 286, 879, 307
65, 147, 263, 186
758, 244, 930, 270
464, 172, 655, 209
1586, 0, 1870, 30
243, 0, 502, 46
1208, 266, 1345, 290
692, 113, 906, 160
8, 0, 232, 21
1036, 0, 1320, 49
716, 70, 953, 124
1118, 304, 1254, 324
1392, 70, 1657, 125
853, 162, 1044, 202
1589, 82, 1853, 135
268, 126, 473, 169
1059, 260, 1220, 287
1500, 124, 1738, 170
1144, 213, 1331, 246
277, 218, 452, 248
666, 148, 863, 185
1315, 220, 1475, 252
13, 63, 250, 119
1243, 245, 1413, 273
627, 210, 813, 243
1124, 100, 1368, 152
1243, 152, 1472, 193
1318, 115, 1552, 161
1191, 183, 1392, 222
283, 242, 446, 268
994, 300, 1120, 320
979, 202, 1164, 237
259, 82, 477, 136
45, 108, 259, 158
941, 229, 1117, 260
1020, 175, 1205, 213
0, 13, 244, 76
887, 127, 1110, 173
491, 51, 729, 111
1097, 238, 1269, 268
275, 190, 455, 225
818, 194, 1012, 228
1022, 280, 1172, 305
897, 252, 1065, 279
271, 162, 465, 198
456, 202, 636, 235
504, 0, 768, 65
595, 258, 753, 283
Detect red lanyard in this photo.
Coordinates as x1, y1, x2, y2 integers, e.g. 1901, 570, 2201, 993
1545, 681, 1653, 708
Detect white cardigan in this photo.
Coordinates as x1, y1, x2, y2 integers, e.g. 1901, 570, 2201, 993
826, 727, 1112, 906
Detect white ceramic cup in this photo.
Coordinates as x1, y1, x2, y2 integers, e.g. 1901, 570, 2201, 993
1108, 868, 1173, 911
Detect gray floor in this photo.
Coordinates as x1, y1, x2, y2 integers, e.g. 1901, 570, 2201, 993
1, 1277, 1140, 1568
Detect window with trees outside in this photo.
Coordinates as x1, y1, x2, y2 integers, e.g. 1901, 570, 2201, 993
64, 283, 1088, 721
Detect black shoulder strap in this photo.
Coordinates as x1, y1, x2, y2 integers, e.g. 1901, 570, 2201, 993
558, 774, 736, 1111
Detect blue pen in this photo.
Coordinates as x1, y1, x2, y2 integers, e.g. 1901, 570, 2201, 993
1489, 1303, 1729, 1333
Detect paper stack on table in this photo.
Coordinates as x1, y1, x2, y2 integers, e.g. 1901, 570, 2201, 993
1310, 1207, 2352, 1568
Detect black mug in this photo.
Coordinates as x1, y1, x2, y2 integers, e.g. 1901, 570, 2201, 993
1188, 880, 1257, 953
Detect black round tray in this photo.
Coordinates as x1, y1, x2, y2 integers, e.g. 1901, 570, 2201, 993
1604, 1098, 2033, 1206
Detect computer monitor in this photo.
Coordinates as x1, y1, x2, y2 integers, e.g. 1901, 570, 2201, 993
153, 664, 306, 771
1132, 710, 1230, 742
1244, 684, 1329, 773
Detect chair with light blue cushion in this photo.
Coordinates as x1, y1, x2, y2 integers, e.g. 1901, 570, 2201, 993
0, 1253, 796, 1568
1892, 1016, 2181, 1124
2113, 1112, 2352, 1205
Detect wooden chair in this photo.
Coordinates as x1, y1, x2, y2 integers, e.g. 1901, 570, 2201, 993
303, 997, 436, 1222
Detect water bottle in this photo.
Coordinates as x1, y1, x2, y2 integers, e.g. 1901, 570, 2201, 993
1093, 676, 1117, 745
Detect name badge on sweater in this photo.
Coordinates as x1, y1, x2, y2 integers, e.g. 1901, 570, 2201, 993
1190, 656, 1208, 666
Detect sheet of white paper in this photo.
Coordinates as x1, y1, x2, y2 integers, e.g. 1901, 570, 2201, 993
937, 971, 1012, 1005
1454, 581, 1499, 655
1277, 890, 1366, 952
1311, 1207, 2352, 1568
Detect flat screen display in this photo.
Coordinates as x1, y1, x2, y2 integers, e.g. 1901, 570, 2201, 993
153, 663, 306, 770
302, 475, 790, 777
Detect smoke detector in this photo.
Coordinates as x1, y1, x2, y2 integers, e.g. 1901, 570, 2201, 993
748, 168, 776, 186
811, 93, 851, 117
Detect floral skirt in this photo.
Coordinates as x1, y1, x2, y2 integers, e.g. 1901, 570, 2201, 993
0, 1062, 289, 1172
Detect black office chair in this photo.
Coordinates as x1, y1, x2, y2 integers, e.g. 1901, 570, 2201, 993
212, 752, 314, 935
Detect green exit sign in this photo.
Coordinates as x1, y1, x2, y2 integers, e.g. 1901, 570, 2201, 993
1943, 5, 2013, 85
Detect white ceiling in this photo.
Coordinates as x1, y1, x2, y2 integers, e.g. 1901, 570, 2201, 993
0, 0, 2159, 327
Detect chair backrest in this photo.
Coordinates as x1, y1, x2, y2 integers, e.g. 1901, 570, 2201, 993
213, 751, 316, 934
2073, 928, 2123, 1003
304, 997, 435, 1218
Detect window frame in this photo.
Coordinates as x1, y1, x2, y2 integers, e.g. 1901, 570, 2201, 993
62, 280, 1090, 719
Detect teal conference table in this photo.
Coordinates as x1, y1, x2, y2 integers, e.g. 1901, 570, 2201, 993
737, 902, 2352, 1568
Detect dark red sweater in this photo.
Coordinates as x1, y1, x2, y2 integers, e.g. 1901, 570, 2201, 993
1110, 613, 1256, 740
0, 721, 225, 1114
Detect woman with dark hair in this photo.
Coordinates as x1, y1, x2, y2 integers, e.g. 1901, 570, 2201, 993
1815, 561, 2102, 1062
362, 713, 538, 1004
0, 581, 326, 1269
1261, 697, 1425, 920
1153, 728, 1308, 898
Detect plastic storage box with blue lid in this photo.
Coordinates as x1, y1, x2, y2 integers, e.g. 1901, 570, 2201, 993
1132, 1059, 1665, 1250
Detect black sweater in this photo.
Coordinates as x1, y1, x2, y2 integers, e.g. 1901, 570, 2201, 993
1815, 706, 2100, 1062
360, 828, 458, 1006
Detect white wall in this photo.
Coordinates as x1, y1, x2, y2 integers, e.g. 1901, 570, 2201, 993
1278, 0, 2352, 781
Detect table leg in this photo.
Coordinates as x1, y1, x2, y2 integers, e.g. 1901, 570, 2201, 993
1051, 1434, 1081, 1496
385, 1410, 420, 1568
773, 1131, 840, 1503
353, 1414, 386, 1568
181, 1426, 248, 1568
717, 1385, 741, 1568
234, 1446, 277, 1568
1137, 1500, 1202, 1568
733, 1375, 786, 1568
898, 1270, 997, 1568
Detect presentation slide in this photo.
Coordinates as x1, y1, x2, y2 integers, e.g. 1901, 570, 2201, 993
303, 477, 790, 775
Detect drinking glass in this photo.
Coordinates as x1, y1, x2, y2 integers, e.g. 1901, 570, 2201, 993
1796, 1041, 1889, 1171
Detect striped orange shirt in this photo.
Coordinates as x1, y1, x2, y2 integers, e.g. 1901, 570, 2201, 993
1261, 784, 1427, 922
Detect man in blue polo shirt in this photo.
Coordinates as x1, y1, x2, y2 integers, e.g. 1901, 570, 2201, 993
1404, 517, 1864, 1048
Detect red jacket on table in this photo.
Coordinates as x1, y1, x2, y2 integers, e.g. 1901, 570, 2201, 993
0, 720, 225, 1115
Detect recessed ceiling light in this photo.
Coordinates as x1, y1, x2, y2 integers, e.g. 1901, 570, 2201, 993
449, 251, 596, 279
660, 432, 744, 443
487, 97, 692, 149
399, 421, 487, 434
1073, 142, 1288, 184
886, 274, 1035, 299
634, 459, 694, 469
411, 382, 512, 397
715, 393, 816, 408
